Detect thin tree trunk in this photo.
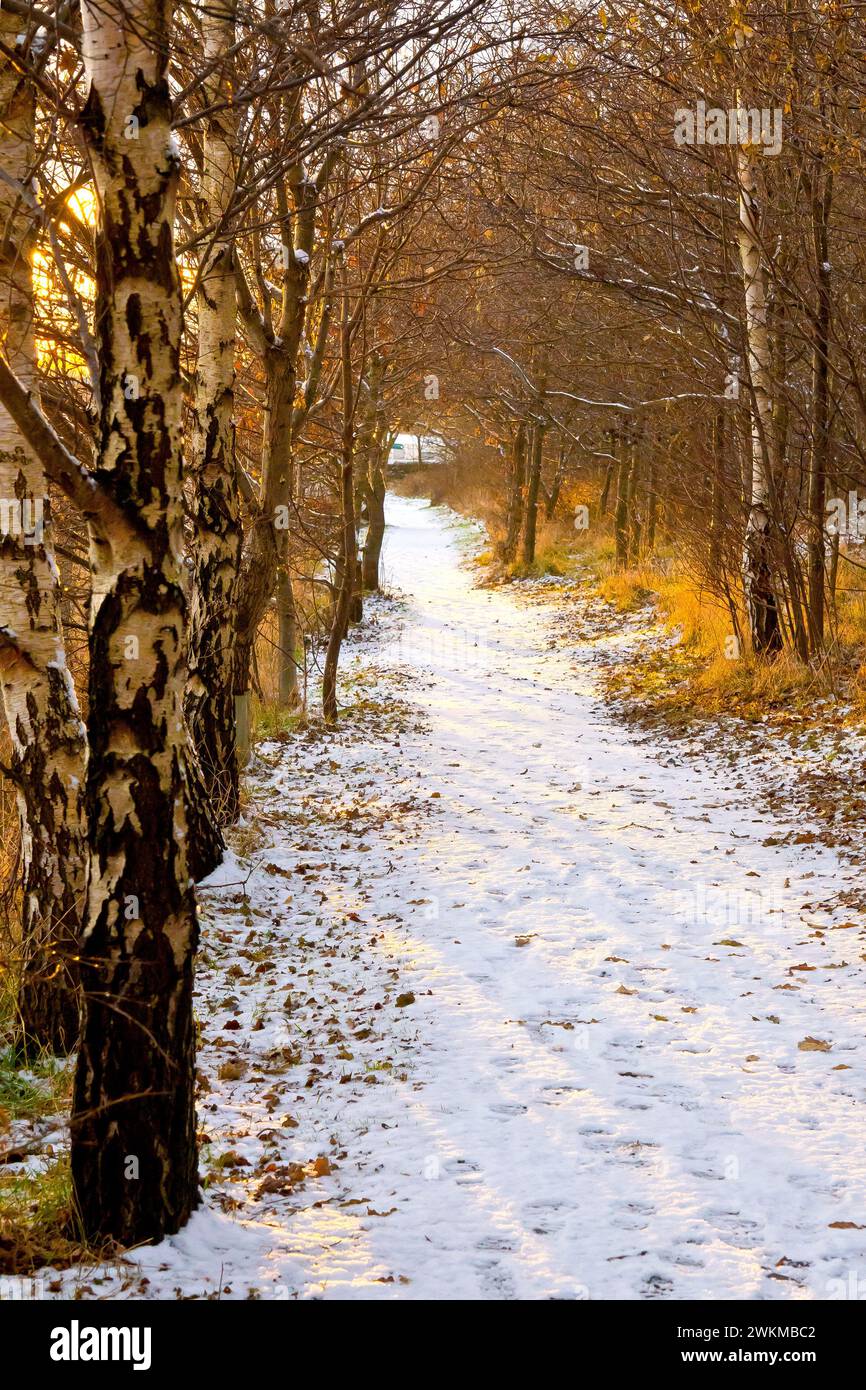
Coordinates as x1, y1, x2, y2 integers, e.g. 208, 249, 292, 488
277, 569, 300, 707
323, 273, 356, 724
358, 354, 386, 591
71, 0, 199, 1243
645, 445, 658, 557
0, 19, 87, 1055
185, 0, 243, 823
521, 423, 544, 567
614, 434, 631, 570
627, 439, 641, 565
736, 31, 782, 655
807, 162, 832, 655
710, 411, 725, 574
232, 354, 295, 728
232, 110, 321, 726
545, 441, 565, 520
500, 422, 526, 563
362, 464, 386, 589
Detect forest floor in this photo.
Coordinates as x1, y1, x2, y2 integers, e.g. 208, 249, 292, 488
29, 494, 866, 1299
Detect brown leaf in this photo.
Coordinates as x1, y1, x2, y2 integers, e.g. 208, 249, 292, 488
218, 1059, 247, 1081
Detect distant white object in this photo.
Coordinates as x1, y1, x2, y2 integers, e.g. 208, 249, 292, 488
388, 433, 447, 466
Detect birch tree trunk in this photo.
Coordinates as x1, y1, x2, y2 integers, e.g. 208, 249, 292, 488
0, 21, 88, 1055
185, 1, 243, 821
71, 0, 199, 1243
736, 35, 782, 654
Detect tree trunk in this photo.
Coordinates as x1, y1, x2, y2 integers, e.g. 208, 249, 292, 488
544, 442, 565, 519
232, 352, 294, 726
521, 424, 544, 567
599, 433, 616, 514
277, 569, 300, 707
709, 411, 725, 574
323, 275, 356, 724
357, 354, 386, 591
736, 31, 782, 655
71, 0, 199, 1244
627, 441, 641, 565
807, 163, 832, 655
232, 125, 318, 722
614, 435, 630, 570
499, 423, 526, 563
350, 549, 364, 624
0, 19, 88, 1055
185, 0, 242, 823
362, 464, 386, 590
645, 446, 658, 556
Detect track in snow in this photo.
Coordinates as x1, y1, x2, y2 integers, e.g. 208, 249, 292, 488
63, 495, 866, 1300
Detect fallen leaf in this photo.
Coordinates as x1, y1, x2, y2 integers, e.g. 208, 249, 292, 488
218, 1059, 247, 1081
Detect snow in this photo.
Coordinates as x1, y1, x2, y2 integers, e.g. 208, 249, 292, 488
49, 495, 866, 1300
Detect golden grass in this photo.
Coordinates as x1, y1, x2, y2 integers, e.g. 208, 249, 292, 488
598, 568, 656, 612
252, 698, 308, 743
508, 539, 574, 579
0, 1157, 77, 1274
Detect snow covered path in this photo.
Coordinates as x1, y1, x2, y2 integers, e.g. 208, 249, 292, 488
69, 496, 866, 1301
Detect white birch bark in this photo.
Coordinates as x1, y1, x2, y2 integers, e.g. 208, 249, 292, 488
186, 0, 243, 816
735, 28, 782, 652
70, 0, 199, 1243
0, 17, 87, 1053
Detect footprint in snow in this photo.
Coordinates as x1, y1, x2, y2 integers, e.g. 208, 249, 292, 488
442, 1157, 484, 1184
476, 1234, 516, 1252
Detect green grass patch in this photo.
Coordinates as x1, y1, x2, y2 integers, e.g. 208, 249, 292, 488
0, 1048, 71, 1124
252, 700, 308, 742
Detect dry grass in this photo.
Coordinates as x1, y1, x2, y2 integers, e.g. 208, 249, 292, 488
0, 1047, 83, 1274
0, 1157, 78, 1275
